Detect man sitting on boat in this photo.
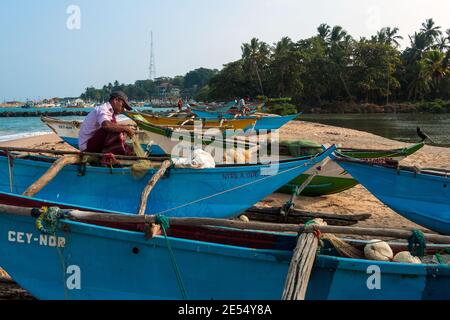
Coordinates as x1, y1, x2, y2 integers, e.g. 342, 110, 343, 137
237, 96, 250, 116
78, 91, 135, 155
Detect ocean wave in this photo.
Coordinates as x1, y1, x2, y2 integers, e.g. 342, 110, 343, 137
0, 131, 52, 142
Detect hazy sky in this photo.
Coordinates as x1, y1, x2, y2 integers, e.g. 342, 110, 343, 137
1, 0, 449, 100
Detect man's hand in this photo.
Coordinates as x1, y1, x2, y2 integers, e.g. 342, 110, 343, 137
123, 126, 135, 138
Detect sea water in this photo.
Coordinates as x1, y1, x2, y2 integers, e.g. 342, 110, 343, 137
300, 113, 450, 147
0, 106, 176, 142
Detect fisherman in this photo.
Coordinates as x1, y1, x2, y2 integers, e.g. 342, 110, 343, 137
237, 95, 250, 116
78, 91, 135, 155
177, 98, 183, 112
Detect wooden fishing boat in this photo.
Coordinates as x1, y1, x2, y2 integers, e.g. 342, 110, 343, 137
125, 111, 257, 131
188, 100, 237, 113
192, 110, 300, 131
332, 154, 450, 235
0, 146, 336, 218
41, 115, 255, 155
0, 204, 449, 300
277, 141, 425, 196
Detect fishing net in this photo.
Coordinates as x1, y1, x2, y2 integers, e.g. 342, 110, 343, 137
321, 233, 365, 259
280, 140, 323, 157
130, 135, 153, 179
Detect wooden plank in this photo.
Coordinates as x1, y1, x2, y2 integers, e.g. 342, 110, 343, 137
137, 160, 172, 215
23, 155, 80, 197
282, 219, 326, 300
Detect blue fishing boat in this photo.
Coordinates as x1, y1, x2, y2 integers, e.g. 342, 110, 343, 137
191, 108, 254, 119
188, 100, 237, 113
192, 110, 301, 131
332, 155, 450, 235
0, 146, 335, 218
0, 204, 448, 300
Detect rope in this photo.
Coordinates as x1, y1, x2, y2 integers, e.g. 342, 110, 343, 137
408, 229, 426, 257
154, 160, 315, 216
36, 207, 65, 235
155, 215, 188, 300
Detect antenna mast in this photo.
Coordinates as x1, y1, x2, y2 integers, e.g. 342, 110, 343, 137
149, 31, 156, 80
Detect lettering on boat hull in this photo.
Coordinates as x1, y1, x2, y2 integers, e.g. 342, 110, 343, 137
7, 230, 66, 248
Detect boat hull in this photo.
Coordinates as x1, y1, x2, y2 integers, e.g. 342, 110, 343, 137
130, 112, 257, 131
278, 143, 424, 196
335, 160, 450, 235
0, 147, 334, 218
0, 213, 448, 300
192, 111, 300, 131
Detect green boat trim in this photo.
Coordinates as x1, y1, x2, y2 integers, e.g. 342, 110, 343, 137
277, 174, 359, 197
277, 142, 425, 197
128, 113, 256, 150
337, 142, 425, 159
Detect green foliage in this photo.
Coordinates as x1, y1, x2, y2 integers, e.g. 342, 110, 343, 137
80, 18, 450, 112
268, 97, 292, 103
79, 68, 218, 101
205, 19, 450, 109
266, 103, 298, 116
194, 85, 211, 101
416, 100, 450, 113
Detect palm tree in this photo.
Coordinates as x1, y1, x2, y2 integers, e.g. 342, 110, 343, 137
241, 38, 270, 95
420, 18, 442, 47
384, 27, 403, 48
423, 50, 448, 96
435, 36, 449, 51
327, 26, 354, 100
317, 23, 331, 41
273, 37, 295, 56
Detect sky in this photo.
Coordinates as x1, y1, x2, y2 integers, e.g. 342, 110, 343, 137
1, 0, 450, 101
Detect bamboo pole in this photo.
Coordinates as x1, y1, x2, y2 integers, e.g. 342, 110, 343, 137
0, 204, 449, 244
23, 155, 80, 197
137, 160, 172, 215
0, 146, 170, 162
6, 151, 13, 192
282, 219, 327, 300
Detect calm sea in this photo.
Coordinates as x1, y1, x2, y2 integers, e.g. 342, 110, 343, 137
300, 113, 450, 147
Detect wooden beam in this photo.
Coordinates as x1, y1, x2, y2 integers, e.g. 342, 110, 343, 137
23, 155, 80, 197
137, 160, 172, 215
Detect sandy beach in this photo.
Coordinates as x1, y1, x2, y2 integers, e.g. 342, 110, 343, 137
0, 119, 448, 298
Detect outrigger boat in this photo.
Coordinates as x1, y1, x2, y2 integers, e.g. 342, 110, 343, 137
332, 154, 450, 235
0, 145, 336, 218
41, 115, 256, 155
278, 141, 425, 197
41, 116, 424, 198
192, 109, 300, 131
125, 111, 257, 131
0, 204, 449, 300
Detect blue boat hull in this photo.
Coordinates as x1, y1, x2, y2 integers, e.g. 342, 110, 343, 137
334, 159, 450, 235
0, 213, 448, 300
0, 147, 334, 218
192, 111, 300, 131
252, 113, 300, 130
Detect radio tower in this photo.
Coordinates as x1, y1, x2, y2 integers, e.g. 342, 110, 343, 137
149, 31, 156, 80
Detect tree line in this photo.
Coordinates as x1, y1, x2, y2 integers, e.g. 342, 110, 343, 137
80, 68, 218, 102
208, 19, 450, 108
81, 18, 450, 112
